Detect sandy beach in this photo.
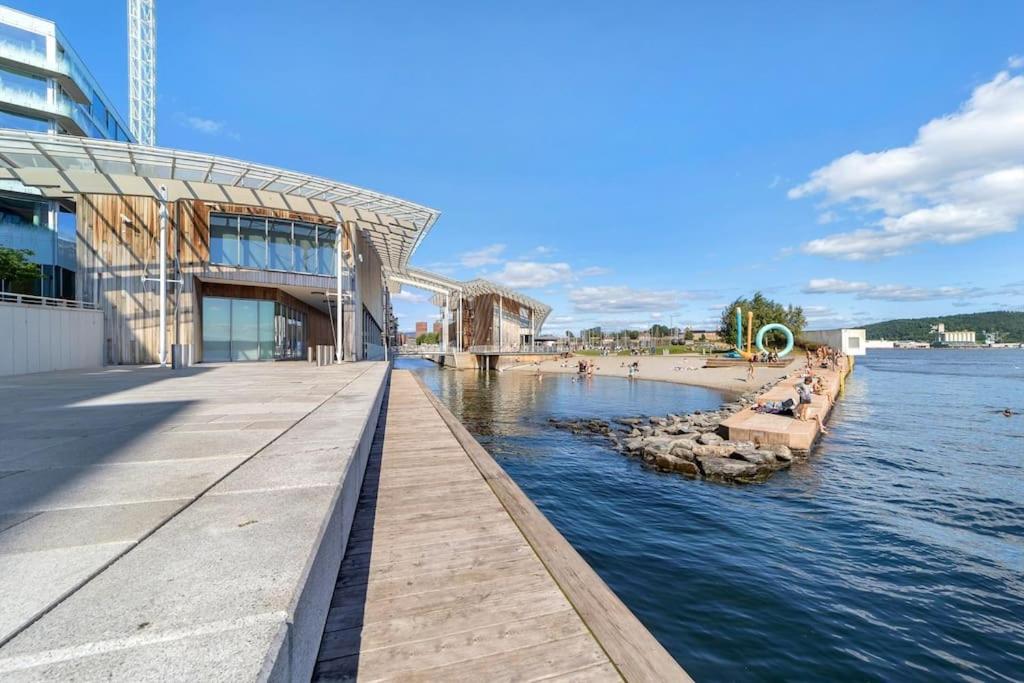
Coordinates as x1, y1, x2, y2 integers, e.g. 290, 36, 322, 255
505, 353, 794, 395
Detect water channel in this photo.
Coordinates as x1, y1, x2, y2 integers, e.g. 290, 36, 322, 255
399, 350, 1024, 681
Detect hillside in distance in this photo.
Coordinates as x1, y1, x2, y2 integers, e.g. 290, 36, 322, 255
863, 311, 1024, 343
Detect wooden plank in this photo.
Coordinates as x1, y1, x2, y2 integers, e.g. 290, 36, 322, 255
314, 370, 628, 681
413, 372, 692, 682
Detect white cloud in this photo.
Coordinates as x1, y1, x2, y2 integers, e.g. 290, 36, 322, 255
817, 210, 837, 225
1010, 55, 1024, 69
184, 116, 223, 134
802, 278, 990, 301
177, 114, 240, 140
459, 244, 506, 268
578, 266, 612, 277
570, 285, 685, 313
391, 290, 428, 303
790, 69, 1024, 259
486, 261, 573, 288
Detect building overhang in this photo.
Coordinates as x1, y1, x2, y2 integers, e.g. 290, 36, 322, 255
0, 130, 441, 272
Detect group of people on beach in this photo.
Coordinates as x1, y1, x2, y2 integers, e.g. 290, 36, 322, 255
577, 359, 596, 377
806, 345, 844, 372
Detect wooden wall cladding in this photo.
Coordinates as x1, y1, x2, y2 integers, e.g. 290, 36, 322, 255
75, 194, 336, 364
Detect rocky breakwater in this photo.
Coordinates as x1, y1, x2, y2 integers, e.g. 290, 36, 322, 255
548, 380, 799, 485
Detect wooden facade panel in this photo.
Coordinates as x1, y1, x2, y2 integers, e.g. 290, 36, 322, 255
75, 194, 346, 365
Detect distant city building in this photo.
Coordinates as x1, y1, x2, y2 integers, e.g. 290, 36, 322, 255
0, 4, 136, 299
931, 323, 975, 346
690, 329, 721, 341
415, 321, 427, 336
432, 320, 442, 336
800, 328, 867, 356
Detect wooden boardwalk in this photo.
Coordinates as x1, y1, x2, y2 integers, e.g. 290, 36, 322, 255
314, 370, 688, 682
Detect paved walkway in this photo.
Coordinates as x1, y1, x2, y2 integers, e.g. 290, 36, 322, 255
0, 361, 388, 680
314, 370, 688, 681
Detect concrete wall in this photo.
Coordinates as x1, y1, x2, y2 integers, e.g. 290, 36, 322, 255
801, 328, 867, 356
0, 302, 103, 376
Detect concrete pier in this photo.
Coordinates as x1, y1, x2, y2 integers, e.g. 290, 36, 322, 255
721, 357, 852, 451
315, 370, 689, 681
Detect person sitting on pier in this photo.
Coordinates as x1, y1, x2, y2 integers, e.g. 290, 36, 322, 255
796, 376, 829, 434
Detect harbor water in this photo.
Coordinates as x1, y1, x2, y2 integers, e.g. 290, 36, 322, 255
399, 349, 1024, 681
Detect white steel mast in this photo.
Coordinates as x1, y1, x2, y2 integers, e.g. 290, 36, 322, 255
128, 0, 156, 145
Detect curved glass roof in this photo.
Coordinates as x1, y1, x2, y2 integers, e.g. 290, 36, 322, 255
0, 130, 440, 270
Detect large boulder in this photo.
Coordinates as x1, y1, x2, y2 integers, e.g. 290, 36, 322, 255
692, 443, 735, 458
731, 449, 776, 467
643, 443, 669, 459
773, 445, 794, 462
697, 456, 763, 483
663, 423, 696, 435
698, 432, 723, 445
653, 453, 700, 477
616, 417, 643, 426
623, 437, 645, 453
669, 441, 697, 460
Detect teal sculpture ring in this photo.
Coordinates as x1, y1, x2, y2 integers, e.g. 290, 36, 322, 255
755, 323, 794, 357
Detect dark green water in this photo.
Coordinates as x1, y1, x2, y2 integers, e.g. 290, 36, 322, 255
399, 350, 1024, 681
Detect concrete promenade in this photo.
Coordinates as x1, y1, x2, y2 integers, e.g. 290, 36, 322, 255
315, 370, 689, 681
0, 361, 388, 680
721, 357, 852, 451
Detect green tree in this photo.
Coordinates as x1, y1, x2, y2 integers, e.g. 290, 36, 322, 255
415, 332, 439, 345
0, 247, 40, 293
683, 327, 694, 341
719, 291, 806, 350
650, 323, 672, 338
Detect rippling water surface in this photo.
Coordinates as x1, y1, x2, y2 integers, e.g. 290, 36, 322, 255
399, 349, 1024, 681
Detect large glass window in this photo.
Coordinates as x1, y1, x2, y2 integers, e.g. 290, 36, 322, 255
0, 109, 48, 132
0, 23, 46, 56
202, 296, 301, 362
0, 66, 47, 100
293, 223, 317, 274
268, 220, 292, 271
239, 217, 266, 269
230, 299, 259, 361
209, 214, 239, 266
209, 212, 340, 279
202, 297, 232, 362
317, 225, 337, 276
258, 301, 275, 360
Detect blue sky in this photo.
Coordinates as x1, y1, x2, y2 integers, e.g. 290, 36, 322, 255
29, 0, 1024, 333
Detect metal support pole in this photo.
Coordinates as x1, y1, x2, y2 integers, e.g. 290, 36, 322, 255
442, 293, 449, 353
498, 296, 503, 351
335, 222, 343, 363
158, 185, 168, 367
530, 308, 534, 351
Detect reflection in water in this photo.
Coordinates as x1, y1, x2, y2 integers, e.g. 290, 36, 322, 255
401, 351, 1024, 682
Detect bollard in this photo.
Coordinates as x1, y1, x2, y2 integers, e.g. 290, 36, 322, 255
308, 347, 315, 364
171, 343, 193, 369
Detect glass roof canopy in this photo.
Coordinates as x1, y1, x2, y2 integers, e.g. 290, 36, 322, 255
0, 130, 441, 271
416, 270, 552, 330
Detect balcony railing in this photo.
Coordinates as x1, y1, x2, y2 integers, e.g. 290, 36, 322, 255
0, 291, 96, 309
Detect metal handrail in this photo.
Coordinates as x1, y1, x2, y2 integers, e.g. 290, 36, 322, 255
0, 291, 97, 309
467, 345, 565, 355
